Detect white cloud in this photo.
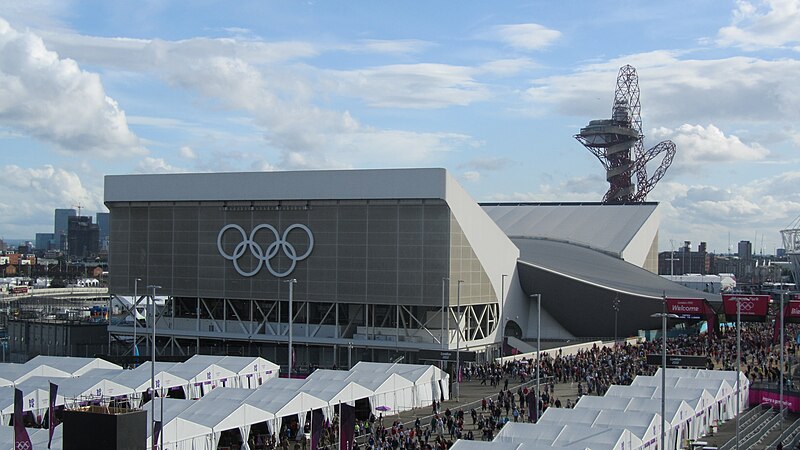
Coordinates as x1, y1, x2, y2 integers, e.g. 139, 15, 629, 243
462, 171, 480, 182
0, 164, 102, 235
526, 52, 800, 127
654, 172, 800, 253
461, 157, 513, 171
651, 124, 769, 170
717, 0, 800, 50
325, 63, 491, 109
0, 18, 144, 156
137, 156, 186, 173
35, 30, 485, 166
179, 146, 197, 160
354, 39, 432, 55
490, 23, 561, 51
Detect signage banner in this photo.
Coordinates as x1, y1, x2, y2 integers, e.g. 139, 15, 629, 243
340, 403, 355, 450
749, 387, 800, 413
418, 349, 477, 362
645, 354, 709, 368
722, 294, 770, 322
784, 301, 800, 323
666, 298, 706, 320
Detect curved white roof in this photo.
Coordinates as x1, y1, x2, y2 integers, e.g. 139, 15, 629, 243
481, 203, 658, 257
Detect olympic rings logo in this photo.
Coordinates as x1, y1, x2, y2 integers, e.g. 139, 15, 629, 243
217, 224, 314, 278
729, 297, 756, 312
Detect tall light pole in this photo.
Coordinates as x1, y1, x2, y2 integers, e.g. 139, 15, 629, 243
530, 293, 541, 421
651, 297, 678, 450
441, 278, 449, 351
780, 290, 786, 428
285, 278, 297, 378
456, 279, 464, 402
612, 294, 620, 346
133, 278, 141, 357
612, 294, 621, 380
736, 297, 741, 450
147, 284, 161, 450
500, 274, 508, 358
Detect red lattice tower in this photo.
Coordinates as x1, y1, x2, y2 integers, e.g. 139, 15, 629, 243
575, 65, 676, 203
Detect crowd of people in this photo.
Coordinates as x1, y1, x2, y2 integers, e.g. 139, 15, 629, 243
245, 320, 800, 450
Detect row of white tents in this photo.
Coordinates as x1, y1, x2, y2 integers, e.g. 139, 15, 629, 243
0, 355, 282, 422
453, 368, 749, 450
0, 357, 449, 450
141, 361, 450, 450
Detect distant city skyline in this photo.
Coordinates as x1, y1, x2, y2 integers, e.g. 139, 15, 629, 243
0, 1, 799, 254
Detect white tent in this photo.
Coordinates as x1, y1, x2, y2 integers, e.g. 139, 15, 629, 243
652, 387, 715, 439
654, 368, 747, 420
184, 355, 279, 389
495, 422, 640, 450
167, 360, 238, 398
351, 362, 450, 407
593, 410, 661, 450
538, 407, 601, 426
625, 398, 695, 450
605, 385, 658, 399
222, 382, 328, 435
112, 362, 191, 401
307, 368, 415, 415
173, 396, 274, 450
574, 395, 632, 411
673, 378, 734, 422
24, 356, 121, 377
494, 422, 567, 445
553, 424, 643, 450
0, 362, 70, 384
145, 398, 204, 450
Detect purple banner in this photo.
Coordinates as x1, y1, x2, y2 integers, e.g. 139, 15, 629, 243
311, 409, 323, 450
749, 387, 800, 412
49, 382, 58, 449
153, 419, 162, 450
14, 388, 33, 450
340, 403, 355, 450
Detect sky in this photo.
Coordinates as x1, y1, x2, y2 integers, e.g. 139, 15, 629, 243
0, 0, 799, 255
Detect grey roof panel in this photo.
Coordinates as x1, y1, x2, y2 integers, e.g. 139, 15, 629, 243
482, 203, 658, 256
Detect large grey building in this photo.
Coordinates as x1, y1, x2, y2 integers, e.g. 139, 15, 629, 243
104, 169, 714, 368
54, 208, 76, 251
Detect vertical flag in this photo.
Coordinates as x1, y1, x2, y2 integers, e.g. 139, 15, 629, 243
153, 420, 162, 450
311, 409, 323, 450
49, 382, 58, 449
14, 388, 33, 450
340, 403, 355, 450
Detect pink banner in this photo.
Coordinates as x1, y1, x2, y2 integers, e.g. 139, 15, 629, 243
749, 387, 800, 412
722, 294, 770, 321
666, 298, 706, 320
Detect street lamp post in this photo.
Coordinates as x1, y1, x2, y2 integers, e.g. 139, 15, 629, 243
530, 293, 541, 421
780, 290, 786, 427
500, 274, 508, 358
651, 299, 678, 450
285, 278, 297, 378
456, 280, 464, 402
612, 294, 620, 346
441, 278, 449, 350
133, 278, 141, 357
147, 284, 161, 450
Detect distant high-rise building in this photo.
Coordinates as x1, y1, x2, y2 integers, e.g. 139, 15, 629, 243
54, 208, 76, 251
67, 216, 99, 259
35, 233, 55, 253
777, 248, 786, 258
738, 240, 753, 260
96, 212, 110, 251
